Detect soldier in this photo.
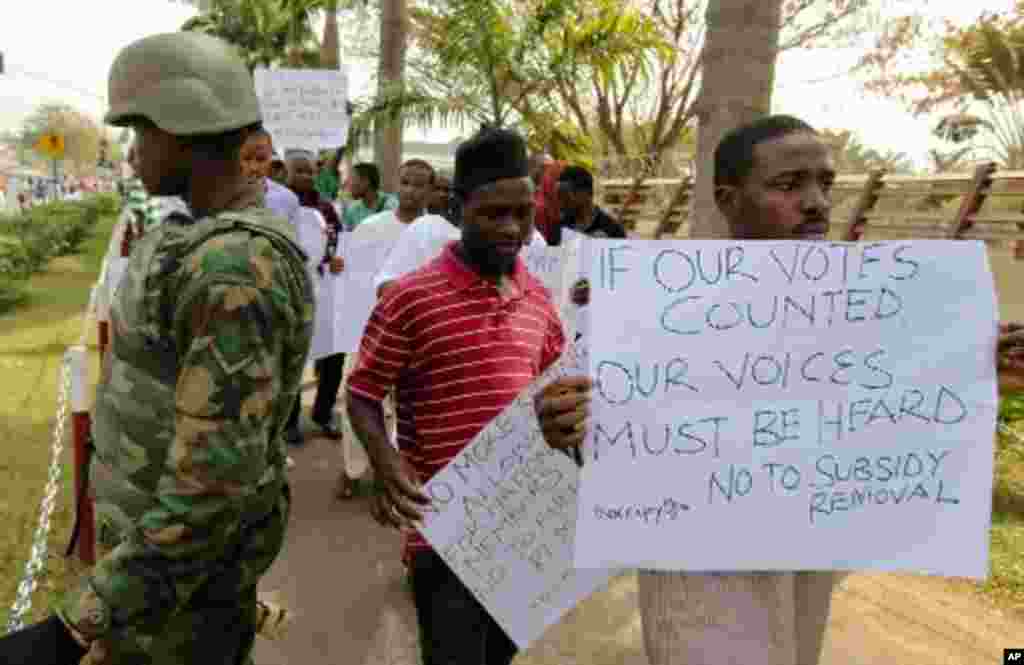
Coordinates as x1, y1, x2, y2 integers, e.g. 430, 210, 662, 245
0, 32, 314, 665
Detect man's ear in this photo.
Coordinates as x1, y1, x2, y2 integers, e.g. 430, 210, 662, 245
714, 183, 738, 215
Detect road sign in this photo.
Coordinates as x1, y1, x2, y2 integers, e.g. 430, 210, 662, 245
35, 133, 65, 160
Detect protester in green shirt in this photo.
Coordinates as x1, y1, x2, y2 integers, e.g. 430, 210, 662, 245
343, 162, 398, 230
315, 149, 342, 201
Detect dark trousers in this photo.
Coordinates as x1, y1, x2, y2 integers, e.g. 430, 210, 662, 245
287, 394, 301, 431
312, 353, 345, 425
410, 550, 517, 665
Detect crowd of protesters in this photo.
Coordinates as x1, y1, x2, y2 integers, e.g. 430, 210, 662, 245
5, 29, 1024, 665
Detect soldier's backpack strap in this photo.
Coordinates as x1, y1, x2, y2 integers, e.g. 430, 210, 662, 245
147, 210, 311, 336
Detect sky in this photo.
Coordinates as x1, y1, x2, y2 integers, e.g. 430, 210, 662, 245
0, 0, 1017, 169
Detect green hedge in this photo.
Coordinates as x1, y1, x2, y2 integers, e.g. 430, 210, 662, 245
0, 193, 119, 313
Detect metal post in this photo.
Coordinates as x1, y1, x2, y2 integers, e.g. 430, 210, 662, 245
68, 346, 95, 565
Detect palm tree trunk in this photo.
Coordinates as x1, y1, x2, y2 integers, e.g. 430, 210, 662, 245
687, 0, 782, 239
638, 2, 844, 665
320, 1, 340, 70
374, 0, 408, 193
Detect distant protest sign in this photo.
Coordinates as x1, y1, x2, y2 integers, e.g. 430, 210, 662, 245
420, 343, 614, 648
574, 240, 999, 579
522, 244, 564, 296
253, 68, 350, 153
521, 242, 585, 341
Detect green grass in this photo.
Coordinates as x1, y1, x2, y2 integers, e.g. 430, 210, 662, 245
0, 212, 115, 628
983, 422, 1024, 615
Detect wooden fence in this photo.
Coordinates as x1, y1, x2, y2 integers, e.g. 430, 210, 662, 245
598, 166, 1024, 253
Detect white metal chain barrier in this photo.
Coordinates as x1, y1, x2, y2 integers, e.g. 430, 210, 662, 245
5, 273, 99, 633
5, 352, 73, 633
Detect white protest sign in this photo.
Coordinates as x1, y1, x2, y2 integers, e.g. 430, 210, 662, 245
520, 235, 586, 342
521, 243, 564, 296
559, 230, 588, 343
253, 68, 350, 153
337, 222, 406, 352
420, 343, 614, 648
575, 240, 999, 579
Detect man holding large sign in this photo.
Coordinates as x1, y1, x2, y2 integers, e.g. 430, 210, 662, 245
572, 115, 1024, 665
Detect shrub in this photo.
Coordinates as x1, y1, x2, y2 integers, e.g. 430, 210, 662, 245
0, 194, 117, 314
1000, 393, 1024, 424
91, 192, 120, 218
0, 237, 32, 280
0, 274, 28, 312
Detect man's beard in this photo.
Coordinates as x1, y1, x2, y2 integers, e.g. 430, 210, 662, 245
462, 235, 517, 276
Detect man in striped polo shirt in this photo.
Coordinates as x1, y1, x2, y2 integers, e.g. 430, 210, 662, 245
347, 126, 591, 665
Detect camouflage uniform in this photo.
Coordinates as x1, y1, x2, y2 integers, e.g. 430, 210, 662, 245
57, 32, 315, 665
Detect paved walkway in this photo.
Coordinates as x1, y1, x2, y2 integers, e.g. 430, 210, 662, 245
254, 387, 1024, 665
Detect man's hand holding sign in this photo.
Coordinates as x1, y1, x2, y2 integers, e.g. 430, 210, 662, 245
366, 377, 593, 528
538, 376, 592, 466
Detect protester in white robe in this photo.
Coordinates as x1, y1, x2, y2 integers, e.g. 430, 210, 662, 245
265, 177, 301, 226
282, 205, 327, 445
294, 206, 327, 297
373, 214, 548, 292
307, 214, 346, 366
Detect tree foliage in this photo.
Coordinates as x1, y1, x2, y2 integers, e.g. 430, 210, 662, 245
859, 4, 1024, 113
357, 0, 871, 172
351, 0, 668, 165
557, 0, 870, 175
10, 103, 115, 176
818, 128, 916, 174
182, 0, 350, 70
928, 147, 974, 173
858, 3, 1024, 169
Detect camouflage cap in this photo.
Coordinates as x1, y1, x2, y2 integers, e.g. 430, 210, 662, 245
105, 32, 262, 135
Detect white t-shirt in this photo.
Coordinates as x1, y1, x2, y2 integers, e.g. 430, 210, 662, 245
374, 214, 548, 289
265, 178, 301, 227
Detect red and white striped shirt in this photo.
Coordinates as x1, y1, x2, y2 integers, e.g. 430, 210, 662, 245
347, 242, 565, 556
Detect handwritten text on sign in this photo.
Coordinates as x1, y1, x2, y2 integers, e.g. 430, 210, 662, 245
420, 343, 613, 648
253, 68, 350, 152
521, 244, 564, 296
521, 235, 587, 342
574, 240, 998, 578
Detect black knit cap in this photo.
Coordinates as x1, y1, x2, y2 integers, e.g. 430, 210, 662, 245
558, 165, 595, 192
453, 125, 530, 197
